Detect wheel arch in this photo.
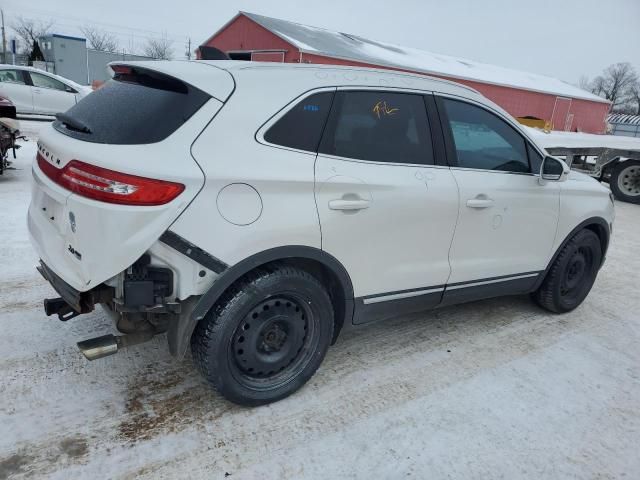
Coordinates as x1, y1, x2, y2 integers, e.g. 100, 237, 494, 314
532, 216, 610, 291
168, 245, 355, 358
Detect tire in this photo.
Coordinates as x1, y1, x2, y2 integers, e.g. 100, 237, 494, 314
191, 265, 334, 406
609, 160, 640, 204
534, 229, 602, 313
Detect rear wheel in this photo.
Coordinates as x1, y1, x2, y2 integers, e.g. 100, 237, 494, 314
191, 266, 334, 406
609, 160, 640, 204
534, 229, 602, 313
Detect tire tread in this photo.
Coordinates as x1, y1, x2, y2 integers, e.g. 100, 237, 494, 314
534, 229, 601, 313
190, 265, 333, 405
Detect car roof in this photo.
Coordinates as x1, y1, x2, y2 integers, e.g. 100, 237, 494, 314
116, 59, 485, 102
0, 64, 49, 73
208, 60, 482, 95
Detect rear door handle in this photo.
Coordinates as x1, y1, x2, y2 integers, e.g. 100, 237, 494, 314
328, 199, 370, 211
466, 197, 494, 209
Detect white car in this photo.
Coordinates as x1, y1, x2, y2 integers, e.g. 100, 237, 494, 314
28, 61, 614, 406
0, 65, 91, 115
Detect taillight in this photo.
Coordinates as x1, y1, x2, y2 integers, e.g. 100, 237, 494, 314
37, 153, 184, 206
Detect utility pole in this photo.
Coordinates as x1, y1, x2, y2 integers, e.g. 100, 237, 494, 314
186, 37, 191, 60
1, 10, 7, 64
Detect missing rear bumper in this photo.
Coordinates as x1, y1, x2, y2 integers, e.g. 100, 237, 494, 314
37, 260, 114, 320
43, 297, 81, 321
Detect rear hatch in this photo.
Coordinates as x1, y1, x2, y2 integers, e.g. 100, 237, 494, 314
28, 62, 234, 292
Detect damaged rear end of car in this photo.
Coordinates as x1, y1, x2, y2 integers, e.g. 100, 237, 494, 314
28, 61, 235, 359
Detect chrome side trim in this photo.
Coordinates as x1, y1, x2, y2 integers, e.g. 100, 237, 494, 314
363, 287, 444, 305
449, 166, 536, 177
317, 152, 449, 169
446, 273, 539, 291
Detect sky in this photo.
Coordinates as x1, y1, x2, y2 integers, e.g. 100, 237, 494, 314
4, 0, 639, 86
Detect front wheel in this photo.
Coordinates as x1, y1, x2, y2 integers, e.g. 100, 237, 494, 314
533, 229, 602, 313
609, 160, 640, 204
191, 266, 334, 406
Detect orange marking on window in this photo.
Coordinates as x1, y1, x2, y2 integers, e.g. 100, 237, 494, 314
372, 100, 400, 119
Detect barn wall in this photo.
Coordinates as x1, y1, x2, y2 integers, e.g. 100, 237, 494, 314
203, 15, 299, 63
456, 79, 609, 133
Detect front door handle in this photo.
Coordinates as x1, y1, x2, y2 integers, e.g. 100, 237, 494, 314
466, 197, 494, 209
328, 198, 370, 211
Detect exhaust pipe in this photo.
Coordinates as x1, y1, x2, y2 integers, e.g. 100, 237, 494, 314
77, 332, 155, 360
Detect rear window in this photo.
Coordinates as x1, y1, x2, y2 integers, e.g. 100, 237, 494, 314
53, 67, 211, 145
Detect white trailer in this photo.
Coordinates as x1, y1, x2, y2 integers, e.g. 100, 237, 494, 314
526, 128, 640, 204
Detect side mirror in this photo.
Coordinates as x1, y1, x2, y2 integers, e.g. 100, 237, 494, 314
540, 156, 569, 184
65, 85, 77, 94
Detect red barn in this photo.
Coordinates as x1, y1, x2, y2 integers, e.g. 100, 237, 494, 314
198, 12, 611, 134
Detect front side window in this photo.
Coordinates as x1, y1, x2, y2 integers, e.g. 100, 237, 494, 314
441, 98, 530, 173
29, 72, 68, 92
264, 91, 334, 152
319, 91, 434, 165
0, 70, 26, 85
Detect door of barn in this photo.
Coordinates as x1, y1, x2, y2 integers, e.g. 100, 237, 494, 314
551, 97, 572, 131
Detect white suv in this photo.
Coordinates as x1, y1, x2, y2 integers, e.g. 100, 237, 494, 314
28, 61, 614, 406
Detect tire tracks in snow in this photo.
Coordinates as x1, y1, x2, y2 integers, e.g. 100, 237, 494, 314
0, 293, 622, 478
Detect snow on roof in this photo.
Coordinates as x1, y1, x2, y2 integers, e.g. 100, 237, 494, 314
241, 12, 609, 104
525, 126, 640, 151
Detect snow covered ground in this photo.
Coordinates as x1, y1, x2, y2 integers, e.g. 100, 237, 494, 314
1, 124, 639, 479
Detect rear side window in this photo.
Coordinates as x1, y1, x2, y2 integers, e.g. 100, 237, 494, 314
264, 91, 334, 152
319, 91, 433, 165
441, 98, 530, 173
0, 69, 26, 84
53, 67, 210, 145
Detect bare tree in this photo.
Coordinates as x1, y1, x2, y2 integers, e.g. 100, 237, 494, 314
591, 63, 638, 111
627, 82, 640, 115
11, 16, 53, 54
81, 25, 118, 52
588, 75, 607, 98
143, 36, 173, 60
578, 75, 591, 91
581, 63, 640, 113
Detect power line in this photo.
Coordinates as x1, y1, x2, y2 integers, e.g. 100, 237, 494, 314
2, 6, 190, 53
3, 8, 194, 58
4, 4, 191, 40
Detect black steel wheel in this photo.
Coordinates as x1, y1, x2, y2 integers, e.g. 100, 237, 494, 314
191, 266, 334, 406
534, 229, 602, 313
230, 295, 316, 388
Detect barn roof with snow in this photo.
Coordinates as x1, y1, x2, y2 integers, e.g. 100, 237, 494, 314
217, 12, 606, 104
200, 12, 612, 133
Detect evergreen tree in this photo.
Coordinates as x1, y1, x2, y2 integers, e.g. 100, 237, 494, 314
28, 40, 45, 63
